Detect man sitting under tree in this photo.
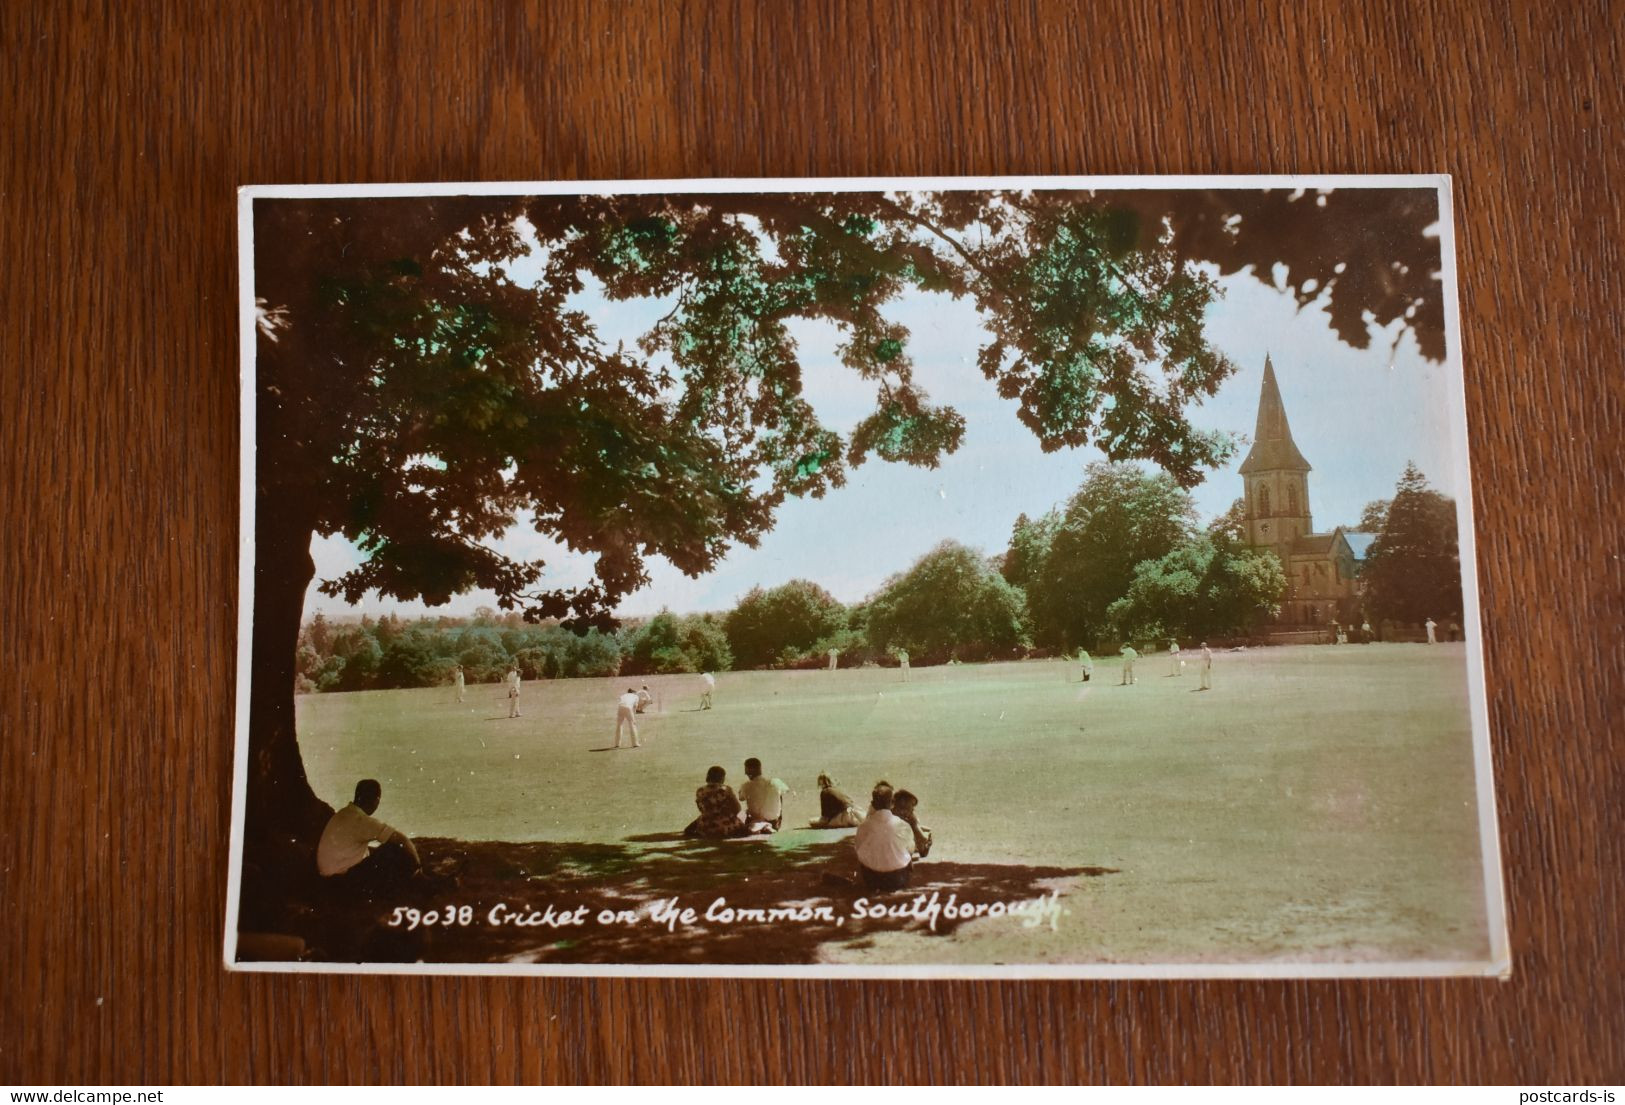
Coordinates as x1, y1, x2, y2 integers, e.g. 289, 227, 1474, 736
853, 782, 916, 891
738, 757, 790, 833
315, 779, 421, 895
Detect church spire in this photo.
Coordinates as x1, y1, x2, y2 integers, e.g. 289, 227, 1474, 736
1238, 354, 1311, 474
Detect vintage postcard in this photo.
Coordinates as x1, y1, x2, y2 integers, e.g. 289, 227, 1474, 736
226, 175, 1508, 977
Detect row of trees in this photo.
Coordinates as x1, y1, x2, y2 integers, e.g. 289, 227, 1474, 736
296, 460, 1462, 691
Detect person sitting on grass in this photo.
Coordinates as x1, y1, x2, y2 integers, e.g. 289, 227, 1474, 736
315, 778, 422, 895
809, 773, 863, 828
738, 756, 789, 833
893, 788, 933, 860
852, 781, 916, 891
683, 765, 746, 839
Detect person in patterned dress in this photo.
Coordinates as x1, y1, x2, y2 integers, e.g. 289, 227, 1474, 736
683, 765, 746, 839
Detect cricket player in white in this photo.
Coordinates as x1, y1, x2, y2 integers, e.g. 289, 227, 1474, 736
453, 664, 465, 703
505, 666, 522, 718
700, 671, 715, 710
1169, 639, 1184, 676
1078, 650, 1093, 682
897, 649, 909, 682
1120, 645, 1138, 685
1199, 642, 1213, 690
614, 687, 642, 748
827, 648, 839, 671
1425, 618, 1438, 644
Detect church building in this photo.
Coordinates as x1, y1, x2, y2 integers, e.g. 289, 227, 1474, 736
1239, 356, 1376, 627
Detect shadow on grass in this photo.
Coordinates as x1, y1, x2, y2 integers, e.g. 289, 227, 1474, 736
245, 832, 1116, 966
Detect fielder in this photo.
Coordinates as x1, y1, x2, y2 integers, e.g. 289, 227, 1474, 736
700, 671, 715, 710
1078, 650, 1093, 682
614, 687, 642, 748
1169, 639, 1184, 677
1199, 642, 1213, 690
897, 649, 910, 682
505, 666, 522, 718
453, 664, 466, 703
1120, 645, 1138, 685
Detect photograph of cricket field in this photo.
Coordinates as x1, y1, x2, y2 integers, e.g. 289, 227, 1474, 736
231, 180, 1504, 974
294, 645, 1487, 967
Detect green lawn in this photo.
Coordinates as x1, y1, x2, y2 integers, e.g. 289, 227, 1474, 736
294, 643, 1494, 966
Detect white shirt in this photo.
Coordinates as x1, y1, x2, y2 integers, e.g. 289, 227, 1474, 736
316, 803, 397, 877
739, 775, 788, 820
618, 691, 639, 711
854, 809, 914, 873
1202, 648, 1213, 668
703, 673, 716, 688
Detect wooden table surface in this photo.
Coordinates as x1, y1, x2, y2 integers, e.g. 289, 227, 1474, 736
3, 0, 1621, 1085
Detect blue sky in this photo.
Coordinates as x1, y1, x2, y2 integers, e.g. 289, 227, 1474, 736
302, 258, 1461, 621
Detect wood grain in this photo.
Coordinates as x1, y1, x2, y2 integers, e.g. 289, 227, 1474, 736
3, 0, 1620, 1085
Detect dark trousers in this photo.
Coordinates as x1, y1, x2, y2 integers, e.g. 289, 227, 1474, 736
330, 838, 417, 899
859, 862, 912, 891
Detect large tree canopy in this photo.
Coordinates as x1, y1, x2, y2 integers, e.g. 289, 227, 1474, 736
1023, 461, 1199, 650
1362, 463, 1462, 623
247, 186, 1449, 847
863, 541, 1030, 662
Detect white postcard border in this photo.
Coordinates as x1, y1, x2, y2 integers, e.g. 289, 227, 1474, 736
225, 173, 1510, 980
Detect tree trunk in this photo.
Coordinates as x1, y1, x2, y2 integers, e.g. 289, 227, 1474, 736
241, 505, 333, 888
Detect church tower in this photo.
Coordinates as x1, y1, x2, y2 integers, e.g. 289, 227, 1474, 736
1239, 355, 1313, 563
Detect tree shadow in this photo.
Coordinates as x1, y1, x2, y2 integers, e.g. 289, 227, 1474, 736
244, 832, 1117, 966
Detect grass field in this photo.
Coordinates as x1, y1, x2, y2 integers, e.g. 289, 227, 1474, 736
294, 644, 1494, 966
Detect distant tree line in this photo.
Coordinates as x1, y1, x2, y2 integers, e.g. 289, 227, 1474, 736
295, 462, 1461, 692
